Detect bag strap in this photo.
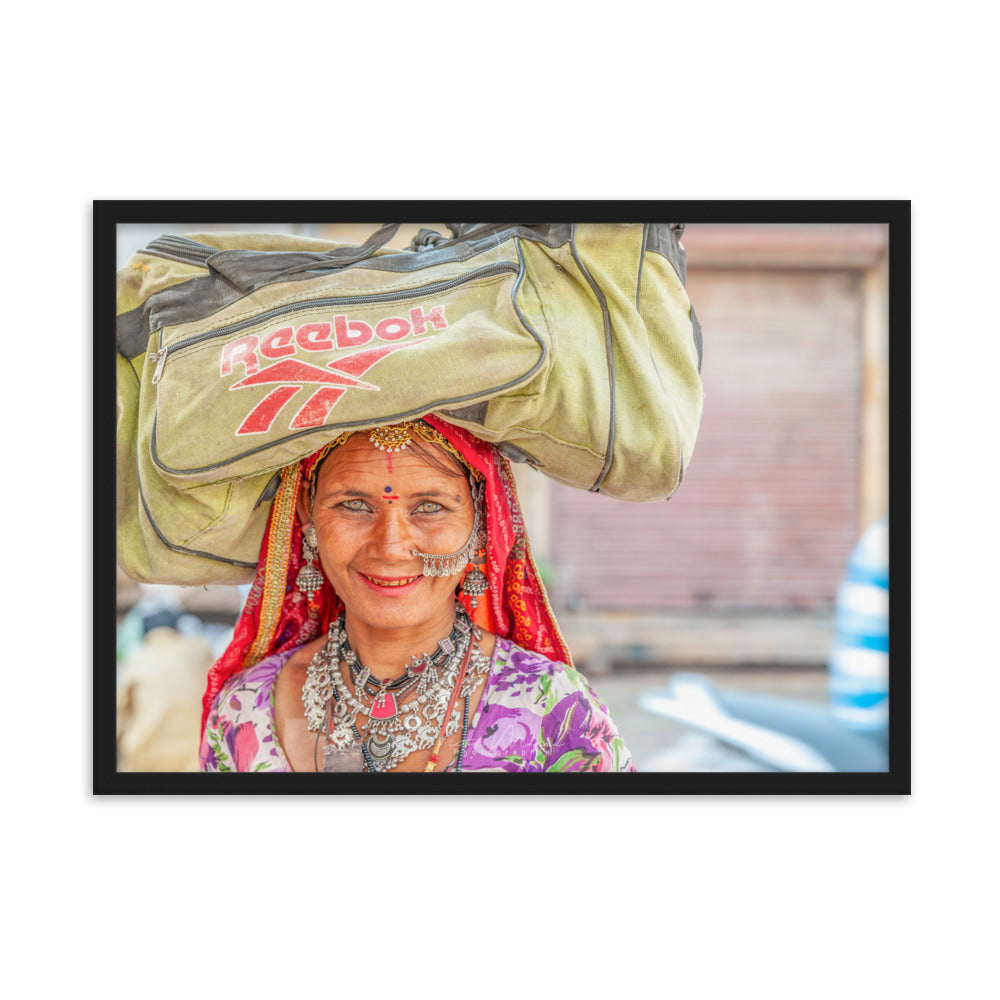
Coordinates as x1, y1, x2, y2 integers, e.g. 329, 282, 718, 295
204, 223, 402, 290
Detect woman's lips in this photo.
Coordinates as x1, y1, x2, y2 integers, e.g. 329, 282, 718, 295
357, 571, 424, 594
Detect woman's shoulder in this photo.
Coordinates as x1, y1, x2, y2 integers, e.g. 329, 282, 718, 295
215, 647, 296, 704
491, 637, 593, 697
468, 637, 635, 772
200, 645, 311, 772
214, 635, 325, 703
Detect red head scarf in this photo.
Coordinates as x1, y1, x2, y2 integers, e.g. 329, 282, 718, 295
200, 416, 570, 735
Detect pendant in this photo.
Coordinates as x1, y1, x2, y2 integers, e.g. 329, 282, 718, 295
369, 690, 399, 721
322, 744, 364, 772
366, 732, 395, 768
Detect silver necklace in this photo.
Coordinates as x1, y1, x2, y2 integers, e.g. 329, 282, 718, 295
302, 604, 491, 772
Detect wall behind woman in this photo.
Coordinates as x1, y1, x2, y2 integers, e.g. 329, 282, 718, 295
543, 223, 889, 672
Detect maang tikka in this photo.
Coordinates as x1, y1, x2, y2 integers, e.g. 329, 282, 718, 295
296, 524, 325, 600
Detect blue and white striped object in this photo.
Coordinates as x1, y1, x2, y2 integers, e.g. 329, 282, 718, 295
829, 517, 889, 737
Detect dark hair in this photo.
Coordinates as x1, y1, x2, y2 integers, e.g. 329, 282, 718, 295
401, 436, 468, 479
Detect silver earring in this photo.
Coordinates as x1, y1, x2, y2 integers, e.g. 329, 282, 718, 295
461, 562, 489, 609
463, 483, 489, 609
296, 525, 325, 600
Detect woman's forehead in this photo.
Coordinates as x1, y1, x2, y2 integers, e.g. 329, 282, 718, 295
317, 433, 467, 488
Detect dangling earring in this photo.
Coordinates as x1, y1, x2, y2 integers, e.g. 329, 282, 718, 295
461, 562, 489, 609
460, 487, 489, 609
296, 524, 325, 601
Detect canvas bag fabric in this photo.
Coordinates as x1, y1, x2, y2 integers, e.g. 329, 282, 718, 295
116, 222, 703, 585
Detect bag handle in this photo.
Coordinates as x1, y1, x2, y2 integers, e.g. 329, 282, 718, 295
203, 222, 543, 291
204, 223, 402, 290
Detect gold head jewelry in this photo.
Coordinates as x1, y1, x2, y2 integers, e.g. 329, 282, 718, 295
308, 421, 484, 511
369, 423, 416, 452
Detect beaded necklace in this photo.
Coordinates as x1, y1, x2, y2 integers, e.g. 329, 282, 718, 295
302, 603, 490, 772
341, 613, 467, 713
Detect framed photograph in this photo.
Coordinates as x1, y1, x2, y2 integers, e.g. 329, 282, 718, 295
96, 201, 909, 794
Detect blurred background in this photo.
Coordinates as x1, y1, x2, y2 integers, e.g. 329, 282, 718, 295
115, 221, 890, 773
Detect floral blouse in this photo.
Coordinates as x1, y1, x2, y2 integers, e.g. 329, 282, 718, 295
200, 637, 635, 773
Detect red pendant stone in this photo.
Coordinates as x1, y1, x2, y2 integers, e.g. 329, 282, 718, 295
369, 691, 398, 720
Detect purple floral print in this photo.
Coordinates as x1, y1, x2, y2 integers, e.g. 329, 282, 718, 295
200, 639, 635, 773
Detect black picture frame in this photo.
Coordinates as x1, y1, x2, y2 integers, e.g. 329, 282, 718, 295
95, 199, 910, 795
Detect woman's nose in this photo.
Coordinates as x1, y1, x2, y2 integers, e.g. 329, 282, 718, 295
368, 509, 415, 557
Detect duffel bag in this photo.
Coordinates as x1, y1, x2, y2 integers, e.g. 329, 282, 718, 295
116, 222, 703, 585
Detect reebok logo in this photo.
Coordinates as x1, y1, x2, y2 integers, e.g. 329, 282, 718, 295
220, 304, 447, 436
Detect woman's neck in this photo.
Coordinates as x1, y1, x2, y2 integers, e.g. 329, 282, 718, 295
342, 604, 459, 681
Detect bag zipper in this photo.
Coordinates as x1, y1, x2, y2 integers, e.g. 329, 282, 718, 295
149, 344, 169, 384
143, 234, 219, 266
147, 261, 520, 384
149, 239, 546, 480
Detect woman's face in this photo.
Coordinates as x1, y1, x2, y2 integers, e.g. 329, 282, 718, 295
301, 433, 475, 632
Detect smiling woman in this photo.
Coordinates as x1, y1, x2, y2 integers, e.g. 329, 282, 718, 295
303, 433, 476, 636
113, 220, 705, 780
199, 418, 636, 773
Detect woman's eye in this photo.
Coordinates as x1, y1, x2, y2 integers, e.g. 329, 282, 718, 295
340, 499, 370, 512
415, 501, 443, 513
